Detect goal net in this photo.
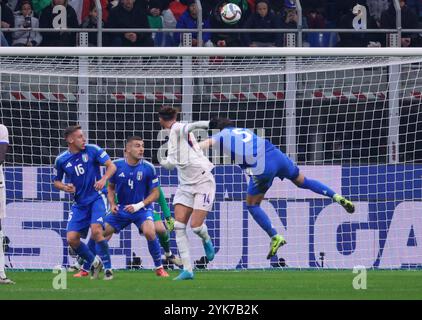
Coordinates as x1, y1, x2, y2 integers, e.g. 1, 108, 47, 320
0, 47, 421, 270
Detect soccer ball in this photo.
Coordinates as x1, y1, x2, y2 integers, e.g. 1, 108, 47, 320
220, 3, 242, 25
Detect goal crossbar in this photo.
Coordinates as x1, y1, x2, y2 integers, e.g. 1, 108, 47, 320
1, 47, 422, 57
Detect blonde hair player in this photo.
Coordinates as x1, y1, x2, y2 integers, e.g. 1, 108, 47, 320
0, 124, 15, 284
158, 106, 215, 280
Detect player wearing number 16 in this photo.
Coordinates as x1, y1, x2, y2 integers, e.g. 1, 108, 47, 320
53, 125, 116, 280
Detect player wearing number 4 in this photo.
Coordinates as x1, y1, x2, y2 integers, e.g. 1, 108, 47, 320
158, 106, 216, 281
53, 125, 116, 280
199, 118, 355, 260
103, 136, 170, 278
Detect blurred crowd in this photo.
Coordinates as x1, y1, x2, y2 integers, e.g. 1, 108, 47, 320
0, 0, 421, 47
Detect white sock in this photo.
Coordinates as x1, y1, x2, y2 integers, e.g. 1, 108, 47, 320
0, 230, 6, 278
174, 221, 192, 272
165, 250, 173, 258
192, 224, 211, 242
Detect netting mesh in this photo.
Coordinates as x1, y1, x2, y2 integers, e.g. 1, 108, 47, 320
0, 52, 421, 270
1, 55, 422, 78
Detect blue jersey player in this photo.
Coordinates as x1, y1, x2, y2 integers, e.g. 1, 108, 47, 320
104, 136, 169, 278
53, 125, 116, 280
200, 118, 355, 259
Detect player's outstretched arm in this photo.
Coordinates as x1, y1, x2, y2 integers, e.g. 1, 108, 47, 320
94, 159, 116, 191
198, 138, 216, 150
183, 121, 210, 134
124, 187, 160, 213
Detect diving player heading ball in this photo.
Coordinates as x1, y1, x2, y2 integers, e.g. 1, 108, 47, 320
200, 118, 355, 259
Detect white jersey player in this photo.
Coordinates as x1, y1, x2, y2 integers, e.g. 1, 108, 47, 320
0, 124, 15, 284
158, 106, 215, 280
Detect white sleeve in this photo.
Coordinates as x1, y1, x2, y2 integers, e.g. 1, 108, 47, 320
184, 121, 210, 134
0, 125, 9, 144
159, 158, 176, 170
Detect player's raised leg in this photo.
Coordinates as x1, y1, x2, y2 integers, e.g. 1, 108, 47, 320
191, 209, 214, 261
292, 172, 355, 213
246, 193, 286, 259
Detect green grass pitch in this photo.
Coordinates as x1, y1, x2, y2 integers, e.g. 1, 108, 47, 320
0, 269, 421, 300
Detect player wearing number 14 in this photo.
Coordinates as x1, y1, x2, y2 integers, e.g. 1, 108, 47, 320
53, 125, 116, 279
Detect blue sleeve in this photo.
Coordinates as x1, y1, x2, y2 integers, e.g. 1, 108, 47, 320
148, 164, 160, 190
91, 145, 110, 165
53, 157, 64, 182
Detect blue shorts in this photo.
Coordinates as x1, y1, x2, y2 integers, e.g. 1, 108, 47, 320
104, 208, 154, 233
247, 148, 300, 196
67, 195, 108, 233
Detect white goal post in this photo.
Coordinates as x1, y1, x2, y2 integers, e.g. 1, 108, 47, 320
0, 47, 421, 270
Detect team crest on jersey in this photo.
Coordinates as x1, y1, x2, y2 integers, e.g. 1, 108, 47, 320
137, 171, 143, 181
82, 154, 89, 163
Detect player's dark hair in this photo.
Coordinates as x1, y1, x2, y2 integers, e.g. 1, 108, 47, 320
158, 106, 178, 121
126, 136, 143, 144
209, 118, 234, 130
63, 125, 82, 140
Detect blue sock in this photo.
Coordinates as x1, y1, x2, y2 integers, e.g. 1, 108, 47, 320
298, 177, 336, 198
247, 205, 278, 238
96, 240, 112, 270
81, 239, 97, 271
147, 238, 162, 268
74, 242, 95, 270
87, 238, 96, 255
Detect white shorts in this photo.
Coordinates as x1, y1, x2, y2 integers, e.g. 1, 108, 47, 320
0, 166, 5, 219
173, 175, 216, 212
